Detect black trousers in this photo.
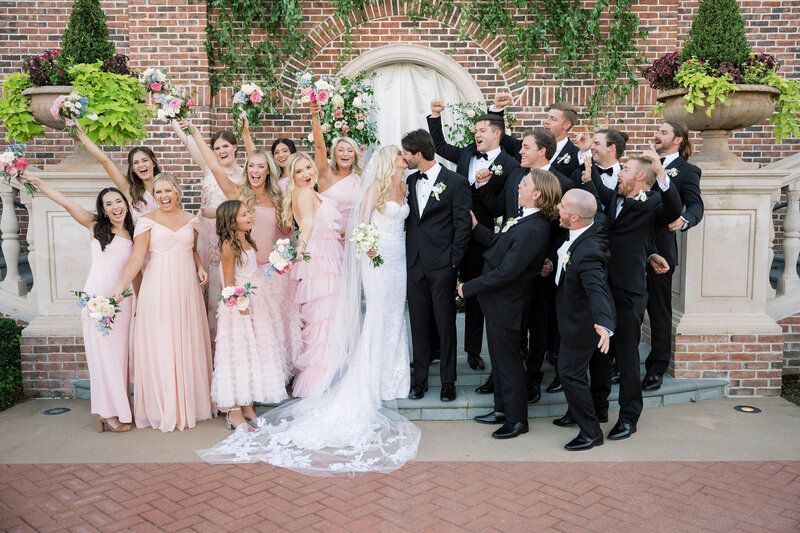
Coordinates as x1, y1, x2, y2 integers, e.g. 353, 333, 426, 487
486, 321, 527, 423
558, 344, 602, 439
408, 262, 458, 385
523, 274, 556, 389
608, 287, 647, 425
459, 241, 485, 356
645, 264, 674, 376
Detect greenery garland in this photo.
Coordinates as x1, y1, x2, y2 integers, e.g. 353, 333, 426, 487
204, 0, 646, 120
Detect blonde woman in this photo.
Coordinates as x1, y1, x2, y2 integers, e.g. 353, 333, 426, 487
112, 173, 213, 432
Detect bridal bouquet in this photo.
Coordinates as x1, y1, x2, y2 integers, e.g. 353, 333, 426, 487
139, 67, 171, 97
264, 236, 311, 279
73, 289, 132, 336
50, 91, 93, 135
295, 70, 379, 150
0, 144, 36, 195
217, 283, 256, 312
351, 222, 383, 268
155, 89, 195, 132
232, 82, 267, 131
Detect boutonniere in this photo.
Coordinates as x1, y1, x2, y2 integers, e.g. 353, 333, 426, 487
634, 190, 648, 202
431, 182, 446, 201
557, 153, 571, 165
489, 163, 503, 175
666, 168, 679, 178
501, 217, 518, 233
560, 250, 572, 267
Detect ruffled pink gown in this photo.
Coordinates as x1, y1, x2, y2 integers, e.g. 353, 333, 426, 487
212, 247, 288, 407
290, 193, 344, 397
132, 217, 213, 431
82, 236, 133, 423
252, 205, 303, 378
320, 173, 359, 232
198, 165, 244, 340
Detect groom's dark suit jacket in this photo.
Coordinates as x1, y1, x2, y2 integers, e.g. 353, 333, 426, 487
651, 156, 703, 268
406, 166, 472, 271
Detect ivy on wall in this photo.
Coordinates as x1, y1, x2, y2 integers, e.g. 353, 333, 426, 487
204, 0, 646, 119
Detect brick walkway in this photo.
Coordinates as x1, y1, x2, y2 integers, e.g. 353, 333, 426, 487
2, 461, 799, 532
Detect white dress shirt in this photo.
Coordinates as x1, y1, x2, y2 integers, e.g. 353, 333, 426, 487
468, 146, 501, 188
555, 222, 593, 285
415, 162, 442, 218
576, 150, 621, 190
661, 152, 680, 168
549, 137, 569, 165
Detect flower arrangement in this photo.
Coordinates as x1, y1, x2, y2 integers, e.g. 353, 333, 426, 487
351, 223, 383, 268
139, 68, 171, 97
443, 102, 518, 147
0, 144, 36, 195
217, 283, 256, 312
232, 82, 268, 131
22, 49, 71, 87
50, 92, 92, 135
154, 90, 195, 132
296, 71, 379, 151
73, 288, 132, 336
264, 236, 310, 279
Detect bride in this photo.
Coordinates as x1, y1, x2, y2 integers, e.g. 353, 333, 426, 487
197, 145, 420, 475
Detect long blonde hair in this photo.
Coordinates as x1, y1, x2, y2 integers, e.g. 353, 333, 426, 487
239, 149, 282, 226
330, 136, 365, 176
370, 145, 400, 215
281, 152, 317, 228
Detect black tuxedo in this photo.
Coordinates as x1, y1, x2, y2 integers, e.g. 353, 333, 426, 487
406, 165, 472, 387
646, 157, 703, 376
555, 221, 615, 440
475, 166, 569, 225
426, 115, 520, 357
586, 172, 682, 425
462, 212, 551, 423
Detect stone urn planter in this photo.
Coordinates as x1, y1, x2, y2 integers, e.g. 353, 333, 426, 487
657, 84, 780, 170
21, 85, 99, 170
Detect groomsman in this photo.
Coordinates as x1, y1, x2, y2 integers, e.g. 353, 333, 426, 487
426, 100, 520, 371
643, 121, 704, 391
571, 128, 629, 192
403, 129, 472, 402
459, 169, 561, 439
553, 189, 615, 451
585, 150, 682, 440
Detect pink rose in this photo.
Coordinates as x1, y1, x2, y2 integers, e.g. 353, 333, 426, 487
7, 167, 17, 177
234, 287, 244, 296
170, 99, 182, 108
334, 109, 344, 119
249, 92, 262, 104
284, 262, 293, 273
150, 82, 162, 92
341, 124, 350, 133
301, 87, 313, 98
14, 158, 28, 170
186, 99, 194, 108
50, 95, 66, 119
316, 90, 329, 105
224, 297, 236, 307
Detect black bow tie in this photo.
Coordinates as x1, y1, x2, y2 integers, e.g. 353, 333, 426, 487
475, 152, 488, 160
660, 157, 666, 164
419, 172, 428, 180
598, 166, 613, 177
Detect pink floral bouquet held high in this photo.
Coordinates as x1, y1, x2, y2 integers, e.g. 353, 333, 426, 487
264, 236, 310, 279
155, 89, 195, 132
73, 289, 133, 336
139, 68, 171, 96
217, 283, 256, 312
231, 82, 268, 131
0, 143, 36, 195
50, 92, 93, 135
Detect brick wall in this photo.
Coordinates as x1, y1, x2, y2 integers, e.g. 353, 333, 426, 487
20, 335, 88, 398
780, 313, 800, 376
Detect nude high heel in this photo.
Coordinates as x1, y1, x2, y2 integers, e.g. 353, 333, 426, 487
96, 417, 132, 433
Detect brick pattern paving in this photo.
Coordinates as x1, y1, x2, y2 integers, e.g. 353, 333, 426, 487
1, 461, 799, 532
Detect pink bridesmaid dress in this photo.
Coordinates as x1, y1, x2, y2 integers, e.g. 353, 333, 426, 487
130, 190, 156, 224
251, 205, 303, 378
82, 236, 134, 423
212, 247, 288, 407
320, 173, 359, 232
290, 193, 345, 397
132, 217, 214, 431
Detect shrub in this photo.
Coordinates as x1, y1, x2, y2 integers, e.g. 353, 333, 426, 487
21, 49, 72, 87
681, 0, 751, 70
0, 318, 24, 411
101, 54, 134, 77
60, 0, 115, 65
642, 52, 682, 90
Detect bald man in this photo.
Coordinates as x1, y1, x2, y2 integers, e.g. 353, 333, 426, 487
553, 189, 616, 451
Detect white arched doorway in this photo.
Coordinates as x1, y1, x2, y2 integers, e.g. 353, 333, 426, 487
340, 45, 486, 165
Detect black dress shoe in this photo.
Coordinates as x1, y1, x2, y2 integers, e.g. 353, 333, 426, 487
474, 411, 506, 424
607, 420, 637, 440
408, 383, 427, 400
642, 373, 663, 391
440, 383, 456, 402
597, 411, 609, 423
527, 388, 541, 404
545, 375, 562, 393
475, 376, 494, 394
553, 413, 576, 427
467, 353, 485, 371
565, 433, 604, 451
492, 421, 529, 439
610, 370, 620, 384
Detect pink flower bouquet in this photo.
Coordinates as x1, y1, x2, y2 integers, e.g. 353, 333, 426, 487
0, 144, 36, 195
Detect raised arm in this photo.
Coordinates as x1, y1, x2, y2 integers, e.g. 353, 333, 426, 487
24, 173, 95, 229
72, 120, 128, 196
170, 119, 210, 175
309, 102, 334, 182
239, 115, 256, 154
426, 99, 463, 163
183, 119, 240, 200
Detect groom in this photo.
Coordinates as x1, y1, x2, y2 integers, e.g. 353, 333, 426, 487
403, 129, 472, 402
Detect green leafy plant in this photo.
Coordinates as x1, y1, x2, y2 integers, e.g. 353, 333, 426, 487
760, 70, 800, 142
443, 102, 517, 146
674, 58, 738, 115
0, 73, 45, 143
60, 0, 115, 65
0, 318, 24, 411
69, 63, 150, 147
681, 0, 751, 70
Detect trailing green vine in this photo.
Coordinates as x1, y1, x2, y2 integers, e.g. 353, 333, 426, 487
204, 0, 646, 120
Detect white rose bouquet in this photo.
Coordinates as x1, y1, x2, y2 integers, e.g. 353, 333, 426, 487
351, 222, 383, 268
264, 235, 311, 279
73, 289, 133, 336
139, 68, 171, 97
232, 82, 267, 131
217, 283, 256, 312
155, 88, 195, 132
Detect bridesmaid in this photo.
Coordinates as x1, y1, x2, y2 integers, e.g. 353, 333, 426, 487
26, 173, 135, 432
308, 101, 364, 231
281, 152, 345, 397
272, 138, 297, 187
72, 120, 159, 222
111, 173, 214, 432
